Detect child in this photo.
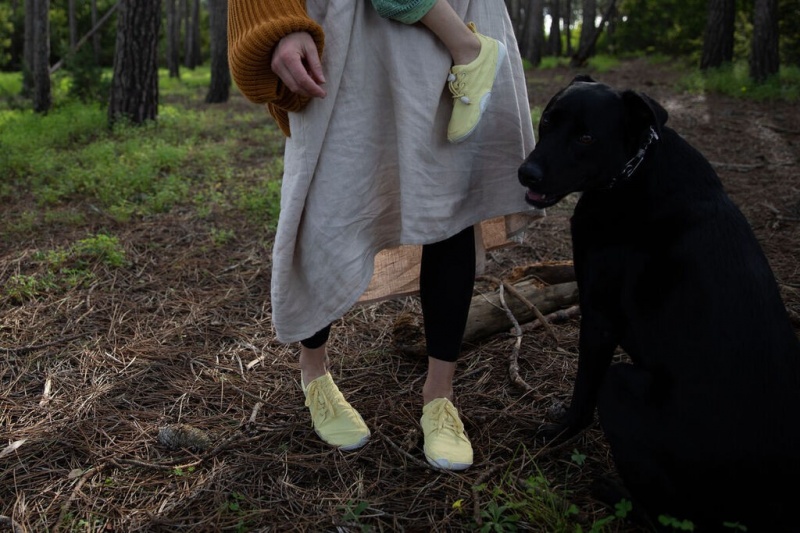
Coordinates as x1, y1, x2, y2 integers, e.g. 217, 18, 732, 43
371, 0, 507, 143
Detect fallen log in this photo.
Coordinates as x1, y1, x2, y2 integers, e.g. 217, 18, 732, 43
392, 280, 580, 356
464, 280, 579, 344
505, 260, 576, 286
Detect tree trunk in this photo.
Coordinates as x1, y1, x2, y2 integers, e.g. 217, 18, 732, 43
547, 0, 562, 57
184, 0, 201, 69
205, 0, 230, 103
108, 0, 161, 126
521, 0, 545, 65
165, 0, 181, 78
577, 0, 596, 59
68, 0, 77, 48
32, 0, 51, 113
22, 0, 34, 96
92, 0, 101, 63
571, 0, 616, 67
49, 2, 119, 74
700, 0, 735, 69
565, 0, 572, 56
750, 0, 779, 82
504, 0, 523, 40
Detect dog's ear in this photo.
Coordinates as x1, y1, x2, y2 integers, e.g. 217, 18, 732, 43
571, 74, 596, 85
622, 90, 668, 137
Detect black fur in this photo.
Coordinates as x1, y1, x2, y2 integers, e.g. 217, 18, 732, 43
518, 76, 800, 533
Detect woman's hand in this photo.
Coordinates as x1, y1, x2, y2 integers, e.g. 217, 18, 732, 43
271, 32, 327, 99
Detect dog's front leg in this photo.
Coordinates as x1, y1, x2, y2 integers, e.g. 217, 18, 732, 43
540, 312, 618, 443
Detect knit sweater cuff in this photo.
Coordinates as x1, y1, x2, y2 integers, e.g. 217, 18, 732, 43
228, 8, 324, 112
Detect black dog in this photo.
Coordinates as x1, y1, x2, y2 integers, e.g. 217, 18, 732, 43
518, 75, 800, 532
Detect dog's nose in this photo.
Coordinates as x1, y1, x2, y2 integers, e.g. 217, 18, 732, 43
518, 160, 544, 187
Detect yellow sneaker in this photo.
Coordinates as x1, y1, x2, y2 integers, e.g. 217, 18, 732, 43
446, 23, 507, 144
420, 398, 473, 470
302, 373, 370, 451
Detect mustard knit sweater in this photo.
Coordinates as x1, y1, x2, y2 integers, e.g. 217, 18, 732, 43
227, 0, 325, 136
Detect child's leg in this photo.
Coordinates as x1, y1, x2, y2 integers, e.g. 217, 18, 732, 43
418, 0, 480, 66
371, 0, 506, 143
371, 0, 479, 66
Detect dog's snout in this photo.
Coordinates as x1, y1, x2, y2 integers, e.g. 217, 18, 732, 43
518, 159, 544, 188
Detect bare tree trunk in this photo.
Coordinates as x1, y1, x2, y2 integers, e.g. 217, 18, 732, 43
700, 0, 735, 69
108, 0, 162, 126
22, 0, 34, 96
205, 0, 229, 103
184, 0, 201, 69
68, 0, 77, 48
50, 2, 118, 74
577, 0, 596, 59
571, 0, 616, 66
92, 0, 101, 63
504, 0, 523, 39
166, 0, 181, 78
565, 0, 572, 56
547, 0, 562, 57
521, 0, 545, 66
32, 0, 51, 113
750, 0, 779, 82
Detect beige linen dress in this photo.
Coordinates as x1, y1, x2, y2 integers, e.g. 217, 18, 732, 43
272, 0, 539, 342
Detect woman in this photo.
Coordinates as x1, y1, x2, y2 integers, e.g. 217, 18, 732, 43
227, 0, 538, 470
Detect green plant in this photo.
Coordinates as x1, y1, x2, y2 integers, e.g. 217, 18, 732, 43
210, 227, 235, 246
4, 274, 58, 303
3, 234, 126, 303
73, 234, 127, 267
63, 46, 111, 104
340, 500, 372, 533
680, 62, 800, 101
658, 514, 696, 531
171, 466, 196, 477
477, 498, 521, 532
218, 491, 250, 533
235, 177, 282, 229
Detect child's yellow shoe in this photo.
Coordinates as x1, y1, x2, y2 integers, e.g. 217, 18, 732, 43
446, 22, 507, 144
420, 397, 473, 470
303, 373, 370, 451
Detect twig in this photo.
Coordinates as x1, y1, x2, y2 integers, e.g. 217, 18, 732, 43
0, 515, 26, 533
484, 275, 559, 344
380, 432, 441, 472
497, 284, 534, 394
52, 464, 107, 533
760, 123, 800, 135
709, 161, 765, 172
472, 464, 505, 526
39, 377, 53, 407
247, 402, 263, 431
524, 306, 581, 331
762, 201, 800, 222
0, 333, 85, 355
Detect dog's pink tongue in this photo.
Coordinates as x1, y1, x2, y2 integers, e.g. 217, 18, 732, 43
526, 189, 546, 202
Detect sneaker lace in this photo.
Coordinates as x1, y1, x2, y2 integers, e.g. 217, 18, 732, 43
429, 400, 468, 441
304, 381, 335, 426
448, 73, 471, 105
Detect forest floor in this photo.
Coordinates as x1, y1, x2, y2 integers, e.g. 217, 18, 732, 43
1, 58, 799, 532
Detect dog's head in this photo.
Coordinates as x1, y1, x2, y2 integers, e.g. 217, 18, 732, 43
519, 75, 668, 208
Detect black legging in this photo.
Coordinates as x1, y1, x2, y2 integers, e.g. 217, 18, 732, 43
301, 226, 476, 363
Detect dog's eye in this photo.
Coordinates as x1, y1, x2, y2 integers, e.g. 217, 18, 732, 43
578, 134, 594, 145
